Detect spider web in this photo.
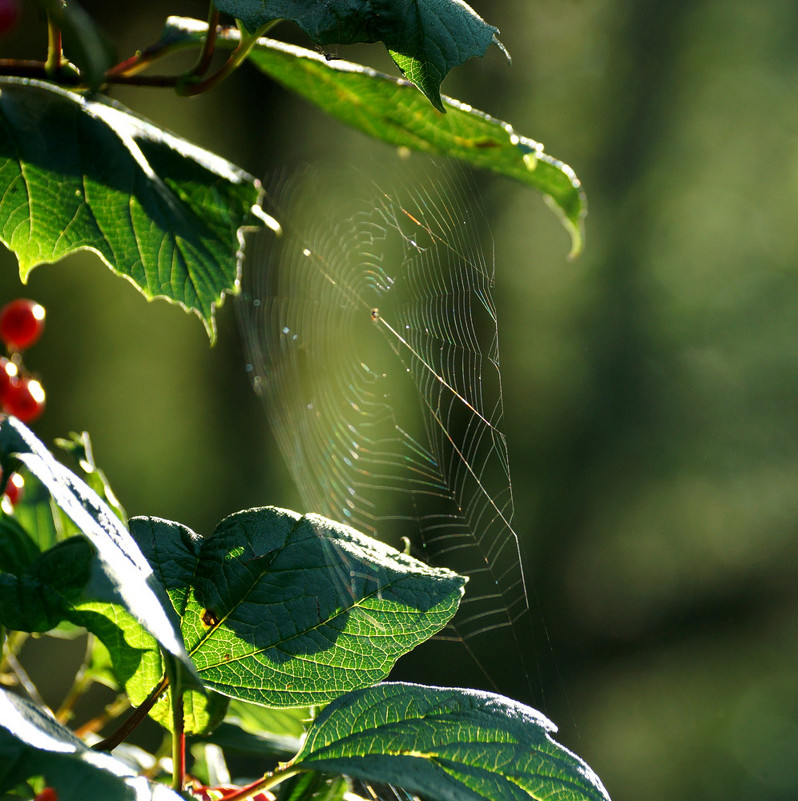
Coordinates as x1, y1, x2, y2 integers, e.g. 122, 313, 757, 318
237, 163, 533, 697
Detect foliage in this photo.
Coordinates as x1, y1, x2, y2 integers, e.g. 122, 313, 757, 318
0, 2, 606, 801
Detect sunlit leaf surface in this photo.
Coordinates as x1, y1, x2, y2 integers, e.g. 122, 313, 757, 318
0, 78, 265, 339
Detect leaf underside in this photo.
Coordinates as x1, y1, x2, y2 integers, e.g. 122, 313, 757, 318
165, 18, 586, 255
213, 0, 503, 110
294, 682, 611, 801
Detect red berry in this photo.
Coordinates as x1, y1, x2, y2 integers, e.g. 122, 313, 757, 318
0, 299, 46, 351
3, 376, 45, 422
3, 471, 24, 505
0, 0, 18, 36
34, 788, 58, 801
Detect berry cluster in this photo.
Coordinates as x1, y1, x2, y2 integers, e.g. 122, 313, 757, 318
0, 298, 46, 423
0, 298, 47, 510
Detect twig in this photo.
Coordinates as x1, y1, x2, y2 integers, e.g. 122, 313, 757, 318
55, 635, 93, 723
2, 644, 49, 711
186, 5, 221, 79
92, 674, 169, 751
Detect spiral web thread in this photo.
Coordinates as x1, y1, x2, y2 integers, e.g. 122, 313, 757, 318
237, 164, 532, 695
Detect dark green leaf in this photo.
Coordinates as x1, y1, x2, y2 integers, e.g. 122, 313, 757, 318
0, 514, 40, 573
292, 683, 611, 801
0, 537, 93, 632
0, 529, 218, 734
0, 78, 268, 339
213, 0, 503, 110
165, 19, 585, 255
0, 688, 184, 800
0, 416, 198, 685
130, 507, 465, 707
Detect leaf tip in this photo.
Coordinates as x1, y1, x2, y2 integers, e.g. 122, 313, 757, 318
493, 34, 511, 65
543, 194, 586, 259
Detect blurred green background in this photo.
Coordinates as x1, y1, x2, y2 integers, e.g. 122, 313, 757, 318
3, 0, 798, 799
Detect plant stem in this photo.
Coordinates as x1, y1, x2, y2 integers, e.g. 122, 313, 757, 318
167, 656, 185, 793
93, 674, 169, 751
55, 635, 94, 723
0, 629, 28, 674
186, 4, 221, 79
44, 15, 63, 77
219, 767, 303, 801
178, 20, 277, 96
2, 643, 48, 710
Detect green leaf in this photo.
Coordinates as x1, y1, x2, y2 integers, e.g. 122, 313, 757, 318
84, 634, 122, 690
130, 507, 465, 707
292, 683, 611, 801
0, 78, 268, 339
8, 468, 77, 552
277, 771, 350, 801
165, 18, 585, 255
194, 699, 313, 758
0, 416, 198, 686
0, 514, 40, 573
213, 0, 503, 110
0, 688, 184, 800
0, 537, 93, 632
228, 698, 315, 739
0, 531, 219, 735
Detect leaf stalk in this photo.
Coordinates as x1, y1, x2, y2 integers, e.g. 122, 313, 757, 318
177, 20, 277, 96
44, 15, 63, 77
216, 766, 303, 801
166, 656, 186, 792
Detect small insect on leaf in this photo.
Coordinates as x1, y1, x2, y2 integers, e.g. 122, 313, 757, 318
201, 608, 220, 627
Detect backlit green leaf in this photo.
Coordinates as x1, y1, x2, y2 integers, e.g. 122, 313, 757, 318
292, 683, 611, 801
277, 771, 350, 801
129, 507, 465, 708
0, 530, 223, 735
0, 78, 267, 339
227, 698, 314, 739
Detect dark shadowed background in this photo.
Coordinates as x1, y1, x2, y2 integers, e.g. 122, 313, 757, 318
2, 1, 797, 799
